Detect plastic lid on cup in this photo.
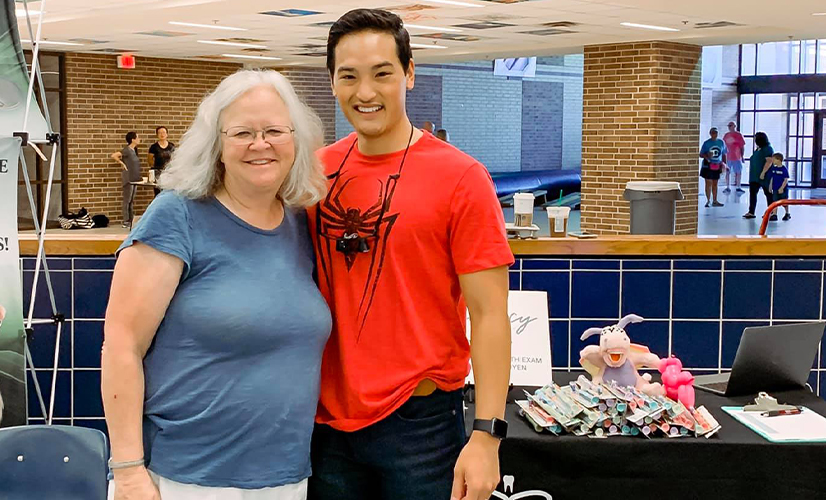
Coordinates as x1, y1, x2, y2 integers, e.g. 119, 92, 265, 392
513, 192, 535, 199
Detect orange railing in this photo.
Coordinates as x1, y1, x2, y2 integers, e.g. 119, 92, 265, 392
759, 199, 826, 236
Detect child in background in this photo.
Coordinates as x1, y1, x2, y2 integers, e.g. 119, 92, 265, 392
768, 153, 791, 221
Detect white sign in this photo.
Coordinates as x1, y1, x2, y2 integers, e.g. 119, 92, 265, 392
467, 290, 552, 387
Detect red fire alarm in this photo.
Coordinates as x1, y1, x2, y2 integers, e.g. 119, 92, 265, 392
117, 54, 136, 69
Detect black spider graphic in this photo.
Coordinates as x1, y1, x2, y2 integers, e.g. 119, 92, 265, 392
316, 168, 401, 339
318, 176, 394, 270
315, 129, 414, 339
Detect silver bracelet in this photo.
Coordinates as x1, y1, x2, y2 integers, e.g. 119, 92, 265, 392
108, 457, 145, 470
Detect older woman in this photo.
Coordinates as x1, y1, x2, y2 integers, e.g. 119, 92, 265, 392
102, 70, 331, 500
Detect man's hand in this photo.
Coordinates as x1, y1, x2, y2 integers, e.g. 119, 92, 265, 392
451, 432, 501, 500
779, 188, 784, 194
760, 173, 765, 180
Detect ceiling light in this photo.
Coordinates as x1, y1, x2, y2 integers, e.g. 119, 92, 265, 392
198, 40, 267, 49
620, 22, 680, 32
21, 39, 84, 46
420, 0, 484, 8
15, 9, 41, 17
222, 53, 282, 61
410, 43, 449, 49
813, 12, 826, 16
170, 21, 247, 31
404, 23, 462, 33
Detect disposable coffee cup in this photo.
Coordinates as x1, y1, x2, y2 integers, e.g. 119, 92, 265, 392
546, 206, 571, 237
148, 170, 157, 183
513, 192, 535, 227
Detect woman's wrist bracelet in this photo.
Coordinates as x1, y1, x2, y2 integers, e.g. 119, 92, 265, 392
108, 457, 145, 470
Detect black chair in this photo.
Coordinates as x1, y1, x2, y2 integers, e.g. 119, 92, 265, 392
0, 425, 108, 499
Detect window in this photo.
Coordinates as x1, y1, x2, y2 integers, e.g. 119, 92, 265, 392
739, 92, 822, 187
741, 44, 756, 76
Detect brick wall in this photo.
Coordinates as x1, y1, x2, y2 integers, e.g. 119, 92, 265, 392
274, 67, 337, 145
336, 57, 584, 173
407, 74, 443, 131
65, 54, 241, 221
64, 56, 337, 222
581, 41, 702, 235
521, 80, 563, 170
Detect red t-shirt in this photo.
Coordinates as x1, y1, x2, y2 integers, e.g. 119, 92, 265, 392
307, 132, 514, 431
723, 132, 745, 162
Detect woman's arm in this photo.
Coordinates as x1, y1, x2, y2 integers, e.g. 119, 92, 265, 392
102, 242, 183, 496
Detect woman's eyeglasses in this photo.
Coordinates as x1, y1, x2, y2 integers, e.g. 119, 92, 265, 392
221, 125, 294, 146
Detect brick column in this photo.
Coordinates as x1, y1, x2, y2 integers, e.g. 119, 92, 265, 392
581, 41, 702, 235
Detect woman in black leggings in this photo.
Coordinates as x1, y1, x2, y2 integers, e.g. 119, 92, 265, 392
743, 132, 774, 219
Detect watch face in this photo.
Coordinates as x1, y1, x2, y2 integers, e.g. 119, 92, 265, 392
492, 418, 508, 438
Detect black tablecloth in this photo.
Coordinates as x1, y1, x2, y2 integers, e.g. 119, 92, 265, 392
466, 372, 826, 500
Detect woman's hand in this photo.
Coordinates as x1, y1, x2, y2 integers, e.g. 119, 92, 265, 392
113, 467, 161, 500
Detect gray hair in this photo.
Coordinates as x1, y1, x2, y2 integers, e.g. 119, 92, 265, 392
160, 69, 327, 207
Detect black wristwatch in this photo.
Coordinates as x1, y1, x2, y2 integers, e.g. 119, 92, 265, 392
473, 418, 508, 440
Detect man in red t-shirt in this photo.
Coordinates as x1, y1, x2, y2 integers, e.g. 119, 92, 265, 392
307, 8, 514, 500
723, 121, 746, 194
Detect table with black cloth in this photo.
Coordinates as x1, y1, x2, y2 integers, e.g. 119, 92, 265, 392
465, 372, 826, 500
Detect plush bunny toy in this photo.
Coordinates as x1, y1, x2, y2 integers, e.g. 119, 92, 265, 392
579, 314, 665, 396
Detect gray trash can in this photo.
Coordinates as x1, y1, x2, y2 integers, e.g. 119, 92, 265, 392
623, 181, 684, 235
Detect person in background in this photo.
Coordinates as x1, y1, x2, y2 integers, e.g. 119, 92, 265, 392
722, 121, 745, 194
422, 120, 434, 133
147, 126, 175, 197
111, 131, 142, 228
435, 128, 450, 142
699, 127, 727, 208
102, 70, 331, 500
309, 9, 512, 500
743, 131, 774, 220
767, 152, 791, 221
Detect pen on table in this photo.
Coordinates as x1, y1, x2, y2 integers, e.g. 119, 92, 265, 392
761, 408, 802, 417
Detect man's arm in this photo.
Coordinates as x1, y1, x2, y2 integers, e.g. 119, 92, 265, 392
452, 265, 510, 500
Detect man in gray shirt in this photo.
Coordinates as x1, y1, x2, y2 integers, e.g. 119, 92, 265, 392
111, 131, 142, 228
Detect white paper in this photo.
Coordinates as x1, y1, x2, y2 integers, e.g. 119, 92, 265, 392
466, 290, 552, 386
722, 406, 826, 442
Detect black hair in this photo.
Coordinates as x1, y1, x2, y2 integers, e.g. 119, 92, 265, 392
773, 152, 784, 162
155, 126, 167, 134
754, 131, 769, 149
327, 9, 412, 76
125, 131, 137, 144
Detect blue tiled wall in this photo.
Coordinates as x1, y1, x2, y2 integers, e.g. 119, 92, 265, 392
513, 257, 825, 399
19, 255, 826, 434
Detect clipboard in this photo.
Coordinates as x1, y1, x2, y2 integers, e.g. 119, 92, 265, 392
722, 406, 826, 443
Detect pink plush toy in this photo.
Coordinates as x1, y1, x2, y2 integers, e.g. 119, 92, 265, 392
658, 356, 696, 409
579, 314, 665, 397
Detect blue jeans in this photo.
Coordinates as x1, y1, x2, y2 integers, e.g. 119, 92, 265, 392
308, 389, 466, 500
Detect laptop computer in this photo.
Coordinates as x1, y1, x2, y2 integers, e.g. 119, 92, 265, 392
693, 322, 826, 397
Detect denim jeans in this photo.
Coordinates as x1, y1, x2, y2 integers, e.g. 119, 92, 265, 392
308, 389, 466, 500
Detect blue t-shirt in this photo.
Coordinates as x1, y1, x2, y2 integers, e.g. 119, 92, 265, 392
700, 138, 727, 165
118, 191, 332, 488
769, 165, 790, 192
